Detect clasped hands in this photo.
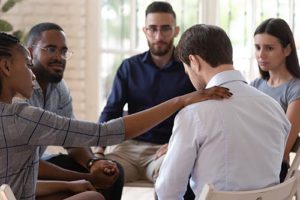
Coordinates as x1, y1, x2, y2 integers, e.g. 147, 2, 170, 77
89, 159, 119, 190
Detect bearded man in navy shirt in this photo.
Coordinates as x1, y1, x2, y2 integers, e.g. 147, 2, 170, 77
98, 1, 195, 199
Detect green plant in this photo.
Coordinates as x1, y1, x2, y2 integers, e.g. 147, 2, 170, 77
0, 0, 25, 40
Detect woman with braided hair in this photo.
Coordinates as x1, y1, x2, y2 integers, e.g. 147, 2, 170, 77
0, 32, 104, 200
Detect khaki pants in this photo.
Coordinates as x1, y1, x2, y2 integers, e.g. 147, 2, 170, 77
105, 140, 165, 183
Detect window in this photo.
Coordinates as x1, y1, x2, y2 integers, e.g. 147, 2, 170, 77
219, 0, 299, 81
98, 0, 300, 109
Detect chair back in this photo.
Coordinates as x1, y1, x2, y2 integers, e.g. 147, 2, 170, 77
286, 135, 300, 180
198, 169, 300, 200
0, 184, 16, 200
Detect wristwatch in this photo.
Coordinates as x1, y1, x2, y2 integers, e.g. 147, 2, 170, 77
86, 157, 101, 170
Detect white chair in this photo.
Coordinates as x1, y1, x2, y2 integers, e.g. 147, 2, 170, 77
286, 135, 300, 180
198, 169, 300, 200
0, 184, 16, 200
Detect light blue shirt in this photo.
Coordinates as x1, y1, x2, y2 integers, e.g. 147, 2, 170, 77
28, 79, 74, 118
251, 78, 300, 112
156, 70, 290, 200
27, 79, 75, 156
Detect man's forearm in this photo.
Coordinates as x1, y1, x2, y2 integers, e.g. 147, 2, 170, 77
38, 160, 91, 181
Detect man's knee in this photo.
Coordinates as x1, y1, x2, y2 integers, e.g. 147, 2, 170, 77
146, 155, 165, 182
105, 154, 139, 182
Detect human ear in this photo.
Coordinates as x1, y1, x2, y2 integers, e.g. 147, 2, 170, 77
189, 55, 201, 73
0, 58, 11, 77
284, 44, 292, 57
174, 26, 180, 37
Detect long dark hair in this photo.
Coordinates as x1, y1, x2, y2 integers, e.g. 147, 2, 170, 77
254, 18, 300, 80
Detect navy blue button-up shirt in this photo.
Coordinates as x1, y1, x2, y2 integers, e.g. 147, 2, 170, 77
100, 51, 195, 144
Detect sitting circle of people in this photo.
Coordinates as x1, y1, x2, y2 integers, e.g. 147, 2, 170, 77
0, 1, 299, 200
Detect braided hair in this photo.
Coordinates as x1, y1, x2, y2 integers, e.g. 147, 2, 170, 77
0, 32, 21, 94
0, 32, 20, 58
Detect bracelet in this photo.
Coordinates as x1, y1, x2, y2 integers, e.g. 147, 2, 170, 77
86, 157, 101, 170
86, 157, 108, 170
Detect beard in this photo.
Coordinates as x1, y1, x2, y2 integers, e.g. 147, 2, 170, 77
148, 38, 174, 56
32, 60, 64, 83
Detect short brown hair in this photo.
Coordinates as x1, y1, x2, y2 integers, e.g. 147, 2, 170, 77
176, 24, 233, 67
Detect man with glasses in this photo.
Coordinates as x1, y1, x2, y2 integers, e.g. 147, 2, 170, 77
25, 22, 124, 200
99, 2, 195, 199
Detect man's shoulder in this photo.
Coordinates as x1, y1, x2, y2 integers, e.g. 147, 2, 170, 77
241, 85, 286, 116
118, 52, 148, 73
47, 80, 72, 104
56, 79, 68, 87
53, 80, 70, 92
178, 100, 219, 117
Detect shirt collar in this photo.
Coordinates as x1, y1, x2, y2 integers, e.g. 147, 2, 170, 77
206, 70, 247, 88
33, 80, 41, 90
32, 79, 58, 92
142, 50, 181, 69
141, 51, 150, 63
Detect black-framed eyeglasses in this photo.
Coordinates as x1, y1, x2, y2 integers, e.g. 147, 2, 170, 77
145, 25, 175, 37
34, 46, 73, 60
